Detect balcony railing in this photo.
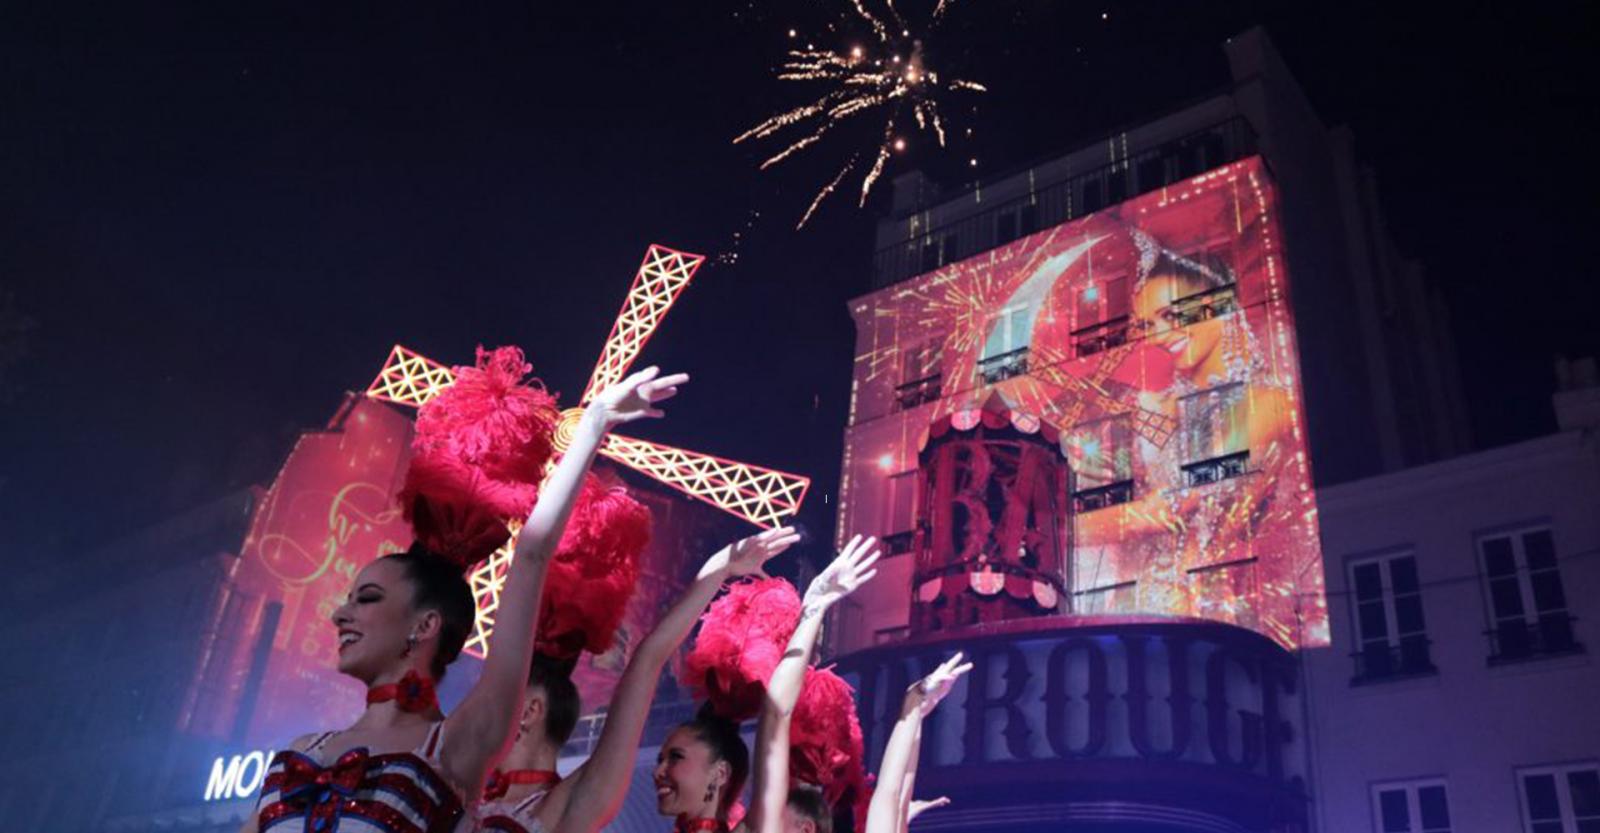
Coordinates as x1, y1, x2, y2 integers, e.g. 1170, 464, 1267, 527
1486, 614, 1584, 664
1169, 284, 1239, 328
1072, 316, 1133, 358
1073, 480, 1135, 513
978, 347, 1030, 384
894, 374, 943, 411
1181, 451, 1249, 487
1351, 638, 1436, 685
872, 117, 1259, 289
882, 530, 916, 555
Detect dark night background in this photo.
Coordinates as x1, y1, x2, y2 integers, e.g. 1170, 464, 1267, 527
1, 1, 1592, 561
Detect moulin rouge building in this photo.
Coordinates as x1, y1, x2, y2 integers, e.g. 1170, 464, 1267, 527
822, 28, 1485, 833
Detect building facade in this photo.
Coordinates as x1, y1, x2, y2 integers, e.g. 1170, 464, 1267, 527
1307, 421, 1598, 833
822, 24, 1584, 833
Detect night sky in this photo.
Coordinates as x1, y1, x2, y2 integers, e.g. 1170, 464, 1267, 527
2, 1, 1592, 560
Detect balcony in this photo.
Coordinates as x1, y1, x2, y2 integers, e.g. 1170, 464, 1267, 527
882, 530, 916, 555
1072, 316, 1132, 358
1182, 451, 1249, 487
1351, 638, 1436, 685
895, 374, 943, 411
873, 117, 1259, 289
1169, 284, 1239, 327
978, 347, 1031, 384
1073, 480, 1134, 513
1486, 614, 1584, 664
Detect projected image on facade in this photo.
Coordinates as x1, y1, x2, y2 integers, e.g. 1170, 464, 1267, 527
838, 157, 1327, 649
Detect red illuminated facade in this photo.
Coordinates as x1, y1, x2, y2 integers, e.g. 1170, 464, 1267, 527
837, 156, 1326, 653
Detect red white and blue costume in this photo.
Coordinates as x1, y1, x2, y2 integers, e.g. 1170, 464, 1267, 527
255, 723, 465, 833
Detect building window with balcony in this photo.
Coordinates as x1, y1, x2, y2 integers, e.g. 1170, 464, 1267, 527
881, 470, 918, 555
1066, 415, 1134, 512
1072, 273, 1131, 358
1179, 384, 1248, 486
1167, 282, 1239, 327
1348, 552, 1435, 683
1479, 526, 1581, 663
896, 341, 944, 411
1371, 780, 1452, 833
1518, 763, 1600, 833
978, 302, 1034, 384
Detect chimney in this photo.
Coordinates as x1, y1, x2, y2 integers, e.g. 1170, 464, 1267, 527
1553, 355, 1600, 431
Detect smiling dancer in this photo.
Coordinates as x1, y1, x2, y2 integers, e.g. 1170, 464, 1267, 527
476, 525, 802, 833
656, 535, 881, 833
244, 353, 687, 833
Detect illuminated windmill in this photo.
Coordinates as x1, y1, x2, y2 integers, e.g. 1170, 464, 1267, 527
365, 244, 812, 656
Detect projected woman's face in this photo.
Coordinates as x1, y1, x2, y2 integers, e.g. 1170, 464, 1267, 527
330, 558, 418, 682
1132, 271, 1222, 374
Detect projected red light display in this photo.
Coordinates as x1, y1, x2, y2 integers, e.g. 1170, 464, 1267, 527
837, 157, 1326, 650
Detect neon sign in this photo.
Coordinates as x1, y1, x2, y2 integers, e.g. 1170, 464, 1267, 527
203, 748, 276, 802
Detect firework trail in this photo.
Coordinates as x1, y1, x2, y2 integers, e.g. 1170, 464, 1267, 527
737, 0, 985, 228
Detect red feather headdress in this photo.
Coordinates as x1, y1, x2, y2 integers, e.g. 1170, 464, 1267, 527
683, 578, 802, 721
535, 472, 651, 660
399, 346, 559, 569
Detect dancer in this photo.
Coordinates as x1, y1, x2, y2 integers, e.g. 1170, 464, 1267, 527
245, 358, 687, 833
749, 535, 880, 833
863, 653, 972, 833
657, 535, 882, 833
477, 524, 802, 833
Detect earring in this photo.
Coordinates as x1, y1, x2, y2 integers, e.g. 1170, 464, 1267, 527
402, 633, 417, 658
704, 784, 716, 804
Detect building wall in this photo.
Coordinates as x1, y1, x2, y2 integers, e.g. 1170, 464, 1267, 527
838, 156, 1326, 656
1306, 431, 1600, 833
872, 27, 1470, 488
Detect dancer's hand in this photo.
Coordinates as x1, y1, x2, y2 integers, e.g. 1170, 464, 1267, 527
905, 652, 973, 717
587, 366, 689, 429
906, 797, 950, 823
803, 534, 881, 612
700, 526, 802, 581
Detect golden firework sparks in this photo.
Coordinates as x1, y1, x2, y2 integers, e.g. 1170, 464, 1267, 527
737, 0, 986, 228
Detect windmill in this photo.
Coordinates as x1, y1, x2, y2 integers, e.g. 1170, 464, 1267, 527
364, 244, 812, 657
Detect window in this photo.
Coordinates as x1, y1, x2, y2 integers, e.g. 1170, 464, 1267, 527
1349, 553, 1434, 682
1071, 272, 1131, 358
1081, 177, 1104, 213
1519, 764, 1600, 833
882, 470, 918, 546
1168, 283, 1239, 327
1479, 527, 1580, 662
896, 342, 943, 410
997, 207, 1020, 244
1067, 415, 1134, 511
979, 302, 1034, 383
1019, 203, 1039, 237
1179, 384, 1248, 486
1372, 780, 1452, 833
1106, 167, 1128, 204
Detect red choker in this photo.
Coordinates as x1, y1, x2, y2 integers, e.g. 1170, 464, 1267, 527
366, 670, 438, 713
484, 768, 561, 801
675, 816, 725, 833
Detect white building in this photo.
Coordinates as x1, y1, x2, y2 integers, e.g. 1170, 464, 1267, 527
1305, 374, 1600, 833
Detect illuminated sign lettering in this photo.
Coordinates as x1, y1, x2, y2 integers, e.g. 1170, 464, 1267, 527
203, 749, 275, 801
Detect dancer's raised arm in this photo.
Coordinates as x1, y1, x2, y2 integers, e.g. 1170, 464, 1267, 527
443, 366, 687, 788
544, 526, 801, 833
751, 535, 880, 833
865, 652, 971, 833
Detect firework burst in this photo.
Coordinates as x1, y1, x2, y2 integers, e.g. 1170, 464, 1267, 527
737, 0, 985, 228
